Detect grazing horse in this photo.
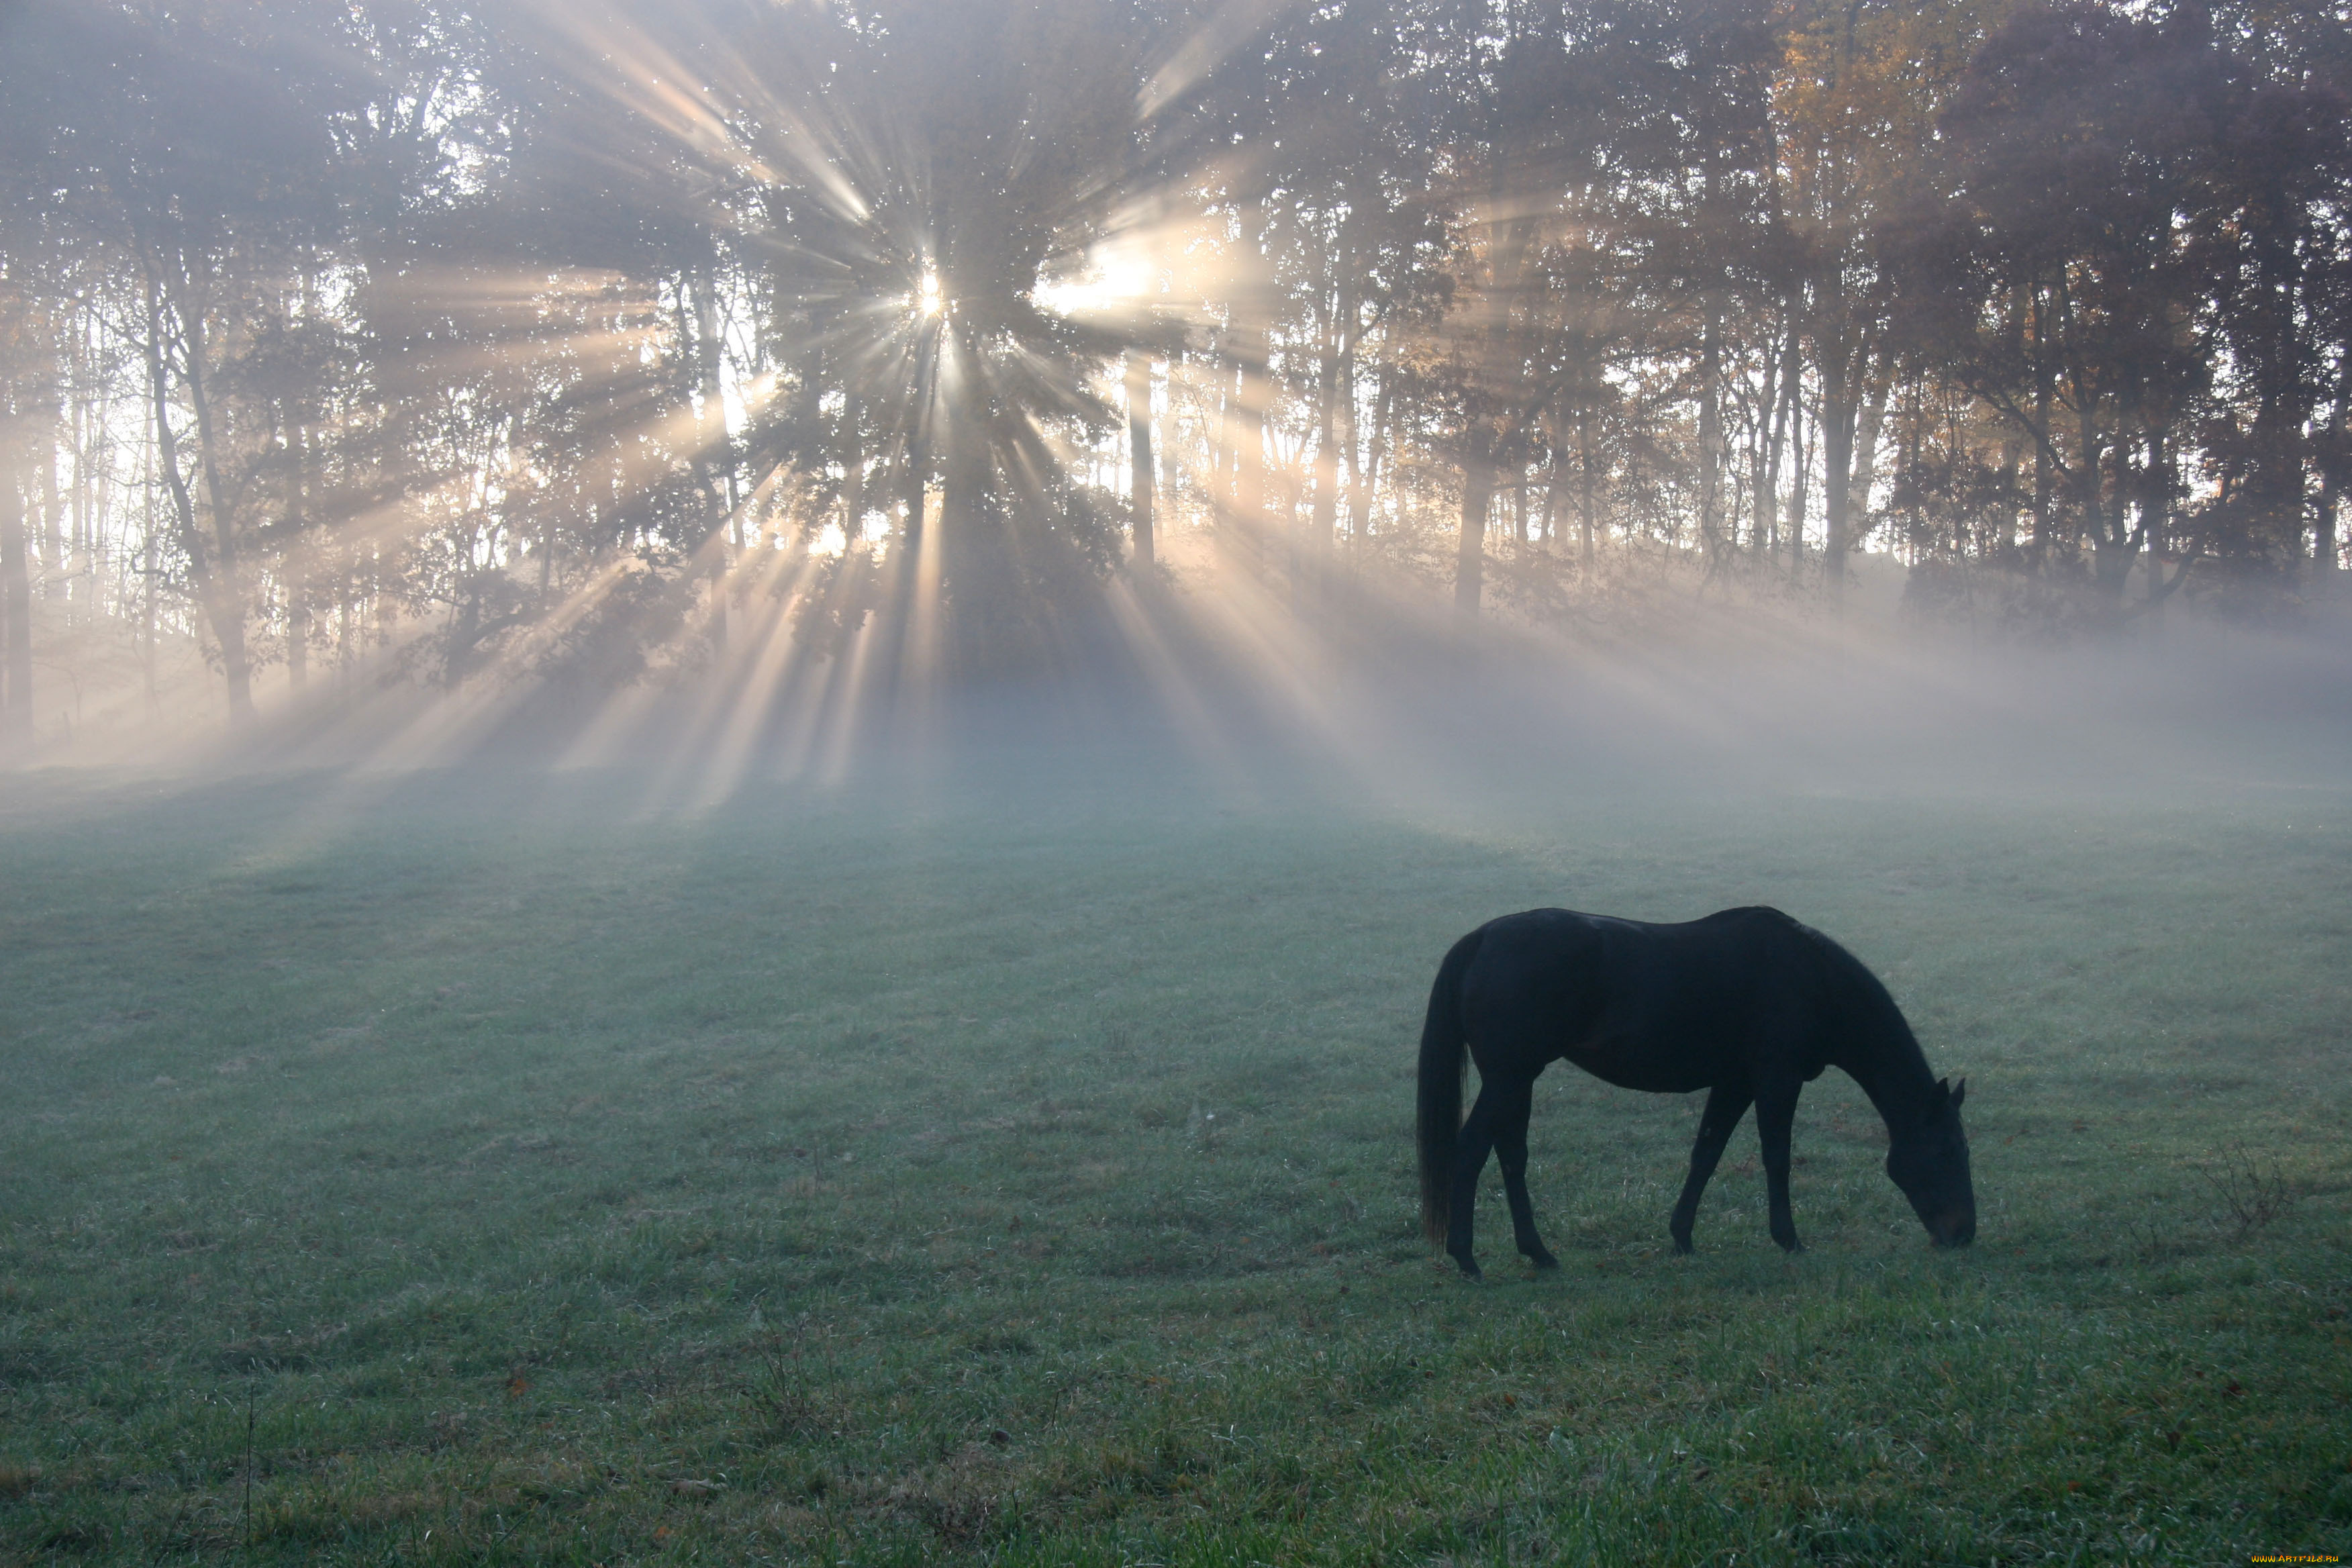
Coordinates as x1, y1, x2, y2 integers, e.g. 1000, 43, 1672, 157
1416, 907, 1973, 1279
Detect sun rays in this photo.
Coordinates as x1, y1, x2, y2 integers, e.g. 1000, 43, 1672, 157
19, 0, 2271, 834
3, 0, 1447, 795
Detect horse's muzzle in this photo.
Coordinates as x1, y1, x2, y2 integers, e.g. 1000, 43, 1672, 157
1931, 1212, 1977, 1248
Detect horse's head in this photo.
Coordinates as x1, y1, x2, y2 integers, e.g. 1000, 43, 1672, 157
1886, 1077, 1975, 1246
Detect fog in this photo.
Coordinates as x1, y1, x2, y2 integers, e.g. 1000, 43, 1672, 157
17, 544, 2349, 848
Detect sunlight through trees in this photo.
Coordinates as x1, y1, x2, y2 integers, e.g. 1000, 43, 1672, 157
0, 0, 2347, 746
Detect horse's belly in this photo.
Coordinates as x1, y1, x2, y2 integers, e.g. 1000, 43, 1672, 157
1564, 1038, 1724, 1096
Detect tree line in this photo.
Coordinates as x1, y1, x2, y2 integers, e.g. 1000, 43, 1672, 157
1, 0, 2347, 740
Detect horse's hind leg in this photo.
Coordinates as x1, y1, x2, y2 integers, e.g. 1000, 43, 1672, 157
1495, 1079, 1557, 1269
1446, 1084, 1504, 1279
1669, 1081, 1753, 1254
1754, 1079, 1804, 1253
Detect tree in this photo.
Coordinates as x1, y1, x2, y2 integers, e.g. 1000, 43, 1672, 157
718, 0, 1177, 667
2186, 15, 2352, 587
1910, 1, 2218, 613
1775, 0, 1990, 601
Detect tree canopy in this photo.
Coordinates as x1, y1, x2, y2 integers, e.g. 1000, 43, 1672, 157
1, 0, 2347, 744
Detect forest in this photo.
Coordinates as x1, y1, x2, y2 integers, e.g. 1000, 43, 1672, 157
0, 0, 2349, 748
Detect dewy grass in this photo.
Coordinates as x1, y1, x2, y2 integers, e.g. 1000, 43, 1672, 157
0, 765, 2347, 1565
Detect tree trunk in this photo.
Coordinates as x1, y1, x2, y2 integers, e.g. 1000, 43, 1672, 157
1125, 352, 1154, 570
1206, 358, 1232, 516
2317, 364, 2349, 599
2096, 438, 2141, 605
287, 415, 310, 690
0, 432, 32, 748
1540, 424, 1560, 552
1994, 442, 2018, 558
1226, 213, 1274, 575
1853, 361, 1891, 512
901, 432, 928, 559
1788, 377, 1809, 570
692, 266, 733, 653
941, 334, 993, 633
1455, 426, 1493, 618
2030, 291, 2054, 567
1308, 330, 1339, 594
70, 381, 91, 613
2245, 170, 2310, 579
38, 393, 61, 603
151, 267, 253, 723
2071, 384, 2104, 571
1820, 398, 1855, 600
142, 507, 158, 707
2316, 485, 2339, 597
841, 393, 863, 541
1235, 332, 1269, 573
1819, 333, 1859, 604
1755, 311, 1790, 557
1336, 296, 1361, 546
140, 395, 158, 705
1577, 403, 1598, 573
1352, 370, 1391, 543
1698, 304, 1722, 564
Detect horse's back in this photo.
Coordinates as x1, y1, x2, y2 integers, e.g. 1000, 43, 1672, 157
1459, 906, 1832, 1092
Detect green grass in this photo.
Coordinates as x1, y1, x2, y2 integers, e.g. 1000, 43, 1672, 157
1, 761, 2347, 1565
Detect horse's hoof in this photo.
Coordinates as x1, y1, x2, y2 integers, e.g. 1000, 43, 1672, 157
1524, 1250, 1559, 1271
1451, 1255, 1483, 1281
1671, 1237, 1694, 1256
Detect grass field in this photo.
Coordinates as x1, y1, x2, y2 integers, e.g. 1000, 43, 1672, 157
1, 753, 2347, 1565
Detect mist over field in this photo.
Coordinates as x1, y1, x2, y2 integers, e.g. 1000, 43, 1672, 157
57, 579, 2352, 822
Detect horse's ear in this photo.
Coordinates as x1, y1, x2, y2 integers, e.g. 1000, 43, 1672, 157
1950, 1078, 1966, 1110
1936, 1076, 1949, 1097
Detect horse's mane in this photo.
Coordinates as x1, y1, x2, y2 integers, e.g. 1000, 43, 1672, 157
1783, 916, 1938, 1099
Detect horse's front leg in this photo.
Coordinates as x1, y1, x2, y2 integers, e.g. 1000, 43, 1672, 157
1495, 1078, 1557, 1269
1669, 1081, 1753, 1255
1754, 1079, 1804, 1253
1446, 1083, 1505, 1279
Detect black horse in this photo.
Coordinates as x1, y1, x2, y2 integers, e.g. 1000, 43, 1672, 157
1417, 907, 1974, 1278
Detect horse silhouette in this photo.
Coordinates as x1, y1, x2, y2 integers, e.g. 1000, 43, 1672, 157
1417, 907, 1973, 1278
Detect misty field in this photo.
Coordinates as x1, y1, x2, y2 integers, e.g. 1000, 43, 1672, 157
2, 763, 2347, 1565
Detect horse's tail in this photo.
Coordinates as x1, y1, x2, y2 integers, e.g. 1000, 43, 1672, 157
1417, 926, 1483, 1246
